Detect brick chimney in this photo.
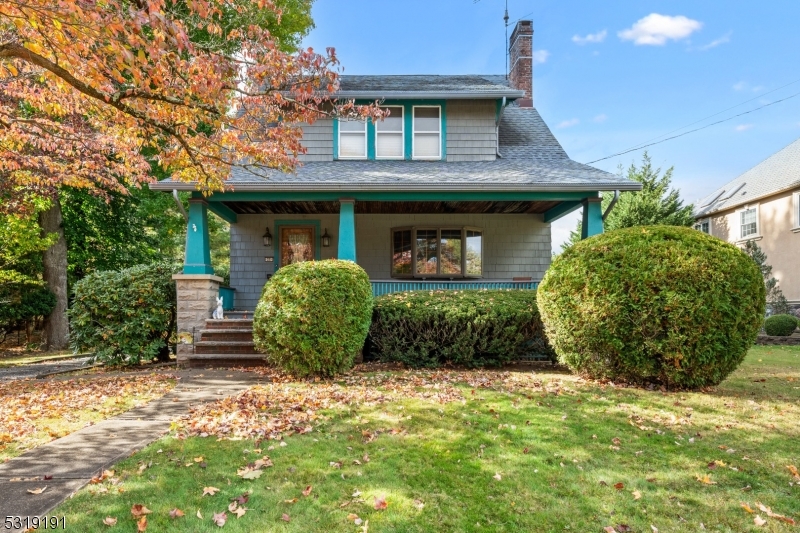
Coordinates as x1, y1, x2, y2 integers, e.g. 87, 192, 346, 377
509, 20, 534, 107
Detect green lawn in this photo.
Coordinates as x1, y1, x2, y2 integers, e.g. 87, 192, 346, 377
53, 346, 800, 532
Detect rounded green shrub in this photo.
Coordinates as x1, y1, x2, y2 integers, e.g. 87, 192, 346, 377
253, 260, 373, 377
537, 226, 765, 389
0, 281, 56, 341
370, 289, 554, 368
764, 314, 798, 336
69, 262, 178, 365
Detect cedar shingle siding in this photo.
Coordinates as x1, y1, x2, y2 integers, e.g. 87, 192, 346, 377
446, 99, 497, 162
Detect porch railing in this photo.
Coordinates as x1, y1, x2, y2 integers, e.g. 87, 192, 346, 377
370, 279, 539, 298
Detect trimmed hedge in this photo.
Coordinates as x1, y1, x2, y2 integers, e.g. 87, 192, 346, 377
69, 262, 178, 365
537, 226, 765, 389
369, 289, 554, 368
764, 314, 798, 336
253, 260, 373, 377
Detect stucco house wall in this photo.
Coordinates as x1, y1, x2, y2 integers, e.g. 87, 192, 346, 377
229, 213, 551, 310
705, 188, 800, 303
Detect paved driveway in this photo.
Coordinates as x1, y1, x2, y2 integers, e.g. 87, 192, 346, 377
0, 357, 91, 381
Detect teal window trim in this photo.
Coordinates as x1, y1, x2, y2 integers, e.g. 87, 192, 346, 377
333, 100, 446, 161
274, 220, 322, 269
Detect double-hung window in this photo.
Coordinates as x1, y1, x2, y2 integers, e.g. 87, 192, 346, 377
338, 119, 367, 159
412, 106, 441, 159
375, 106, 404, 159
694, 219, 710, 234
740, 207, 758, 239
391, 227, 482, 278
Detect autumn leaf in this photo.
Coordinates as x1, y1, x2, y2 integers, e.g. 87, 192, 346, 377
493, 473, 502, 481
26, 487, 47, 495
604, 527, 617, 533
413, 499, 425, 510
756, 502, 796, 525
136, 516, 147, 532
234, 507, 247, 518
130, 504, 152, 517
203, 487, 221, 496
213, 512, 227, 527
196, 510, 203, 520
194, 457, 204, 463
632, 490, 642, 500
613, 482, 624, 490
754, 515, 766, 527
102, 516, 117, 526
284, 498, 298, 504
281, 513, 291, 522
787, 465, 800, 479
741, 503, 755, 514
169, 508, 185, 519
695, 474, 717, 485
302, 485, 313, 497
374, 496, 388, 510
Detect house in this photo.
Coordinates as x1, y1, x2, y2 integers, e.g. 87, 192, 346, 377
152, 20, 641, 366
694, 137, 800, 306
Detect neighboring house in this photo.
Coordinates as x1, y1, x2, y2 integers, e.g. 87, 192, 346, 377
694, 137, 800, 304
152, 20, 641, 365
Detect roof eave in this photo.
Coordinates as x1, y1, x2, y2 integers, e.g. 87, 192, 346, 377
151, 181, 642, 193
694, 180, 800, 218
332, 90, 525, 100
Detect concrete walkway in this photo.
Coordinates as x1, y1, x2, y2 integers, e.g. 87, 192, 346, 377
0, 369, 265, 531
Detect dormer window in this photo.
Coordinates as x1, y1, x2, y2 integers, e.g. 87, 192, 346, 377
413, 106, 441, 159
338, 119, 367, 159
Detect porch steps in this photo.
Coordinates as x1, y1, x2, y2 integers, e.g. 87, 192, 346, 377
184, 318, 265, 368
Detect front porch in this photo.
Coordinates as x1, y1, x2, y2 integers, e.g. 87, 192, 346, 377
173, 190, 605, 365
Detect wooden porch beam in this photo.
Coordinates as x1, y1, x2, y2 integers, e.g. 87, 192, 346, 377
207, 202, 238, 224
199, 190, 601, 203
543, 201, 582, 223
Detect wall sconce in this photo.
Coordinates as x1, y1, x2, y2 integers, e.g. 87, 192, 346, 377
262, 227, 272, 247
321, 228, 331, 247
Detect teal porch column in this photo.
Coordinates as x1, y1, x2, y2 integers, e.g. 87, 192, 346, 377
581, 197, 604, 239
183, 199, 214, 274
338, 198, 357, 262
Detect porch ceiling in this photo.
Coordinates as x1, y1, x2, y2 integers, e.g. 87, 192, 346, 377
222, 200, 562, 215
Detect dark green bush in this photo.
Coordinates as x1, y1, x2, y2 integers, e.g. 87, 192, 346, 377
0, 282, 56, 342
537, 226, 765, 389
69, 262, 178, 365
764, 314, 798, 336
370, 289, 554, 368
253, 260, 373, 377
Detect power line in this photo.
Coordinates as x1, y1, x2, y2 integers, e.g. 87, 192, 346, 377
585, 90, 800, 165
617, 78, 800, 154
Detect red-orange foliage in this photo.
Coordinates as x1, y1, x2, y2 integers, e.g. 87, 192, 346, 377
0, 0, 381, 209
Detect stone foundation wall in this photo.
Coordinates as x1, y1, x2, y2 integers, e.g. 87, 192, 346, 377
755, 335, 800, 346
173, 274, 222, 362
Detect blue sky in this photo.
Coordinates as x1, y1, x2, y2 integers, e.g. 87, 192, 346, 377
302, 0, 800, 250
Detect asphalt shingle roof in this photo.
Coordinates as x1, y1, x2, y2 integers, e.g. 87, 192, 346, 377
336, 75, 516, 95
695, 137, 800, 216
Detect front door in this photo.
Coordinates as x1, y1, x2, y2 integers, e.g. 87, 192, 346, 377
280, 227, 315, 266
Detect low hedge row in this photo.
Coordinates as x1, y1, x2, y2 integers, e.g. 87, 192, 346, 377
764, 314, 799, 337
369, 289, 554, 368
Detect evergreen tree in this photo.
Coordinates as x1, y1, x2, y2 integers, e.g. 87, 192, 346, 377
563, 152, 695, 250
742, 240, 791, 315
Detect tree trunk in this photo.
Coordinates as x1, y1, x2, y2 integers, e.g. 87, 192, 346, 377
39, 194, 70, 351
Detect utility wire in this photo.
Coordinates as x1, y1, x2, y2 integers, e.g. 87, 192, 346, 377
616, 78, 800, 154
585, 89, 800, 164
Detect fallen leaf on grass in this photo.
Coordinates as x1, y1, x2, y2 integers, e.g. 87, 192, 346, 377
613, 482, 624, 490
493, 473, 502, 481
650, 526, 658, 533
169, 508, 185, 519
347, 513, 363, 525
213, 512, 227, 527
302, 485, 313, 497
754, 516, 766, 527
604, 527, 617, 533
194, 456, 204, 463
413, 499, 425, 510
130, 504, 152, 517
756, 502, 796, 525
788, 465, 800, 479
237, 468, 263, 480
741, 503, 755, 514
196, 510, 203, 519
632, 490, 641, 500
234, 507, 247, 518
26, 487, 47, 495
695, 474, 716, 485
203, 486, 221, 496
284, 498, 298, 504
374, 496, 388, 510
102, 517, 117, 526
137, 516, 147, 532
281, 513, 291, 522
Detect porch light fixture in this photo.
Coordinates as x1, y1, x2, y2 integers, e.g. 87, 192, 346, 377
262, 227, 272, 247
321, 228, 331, 247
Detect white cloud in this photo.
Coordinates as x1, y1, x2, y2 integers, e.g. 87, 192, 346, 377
593, 114, 608, 123
533, 50, 550, 65
698, 32, 732, 50
733, 81, 765, 93
618, 14, 703, 46
735, 124, 753, 132
557, 118, 580, 128
572, 30, 607, 45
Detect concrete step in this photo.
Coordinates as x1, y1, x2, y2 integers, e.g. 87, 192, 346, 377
181, 354, 267, 368
224, 310, 255, 320
194, 341, 258, 355
199, 329, 254, 342
205, 319, 253, 330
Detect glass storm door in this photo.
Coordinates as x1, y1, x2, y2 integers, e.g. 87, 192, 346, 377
280, 227, 315, 266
